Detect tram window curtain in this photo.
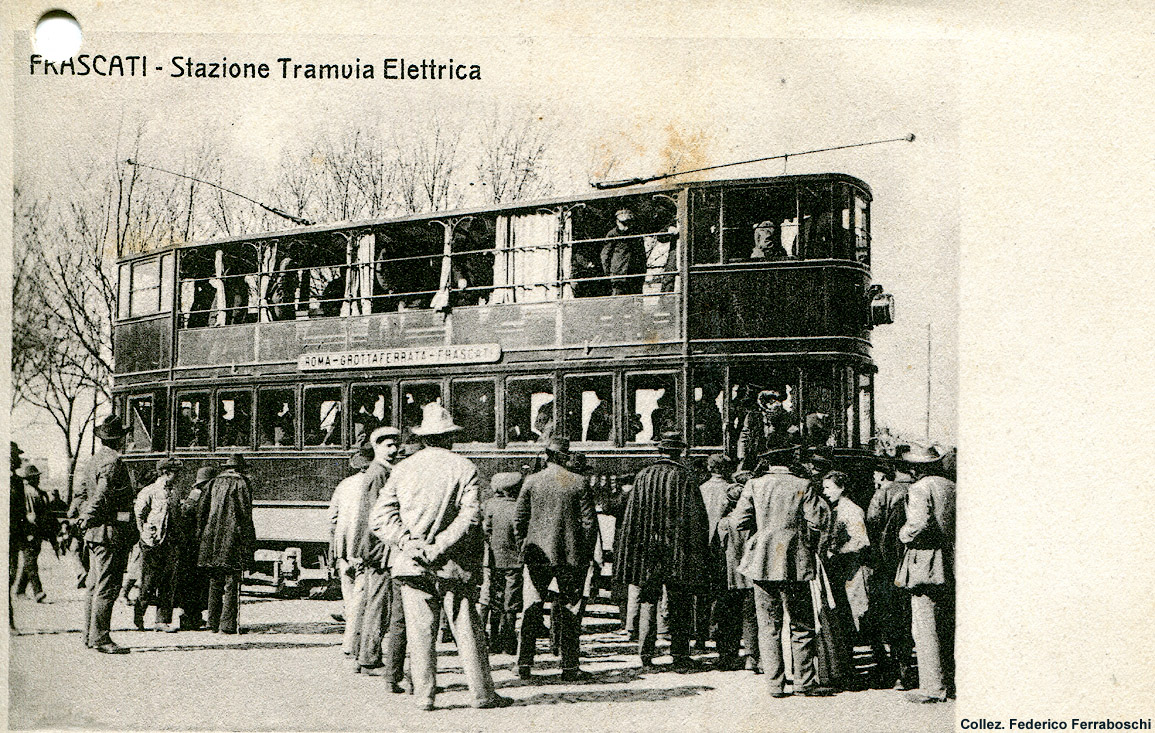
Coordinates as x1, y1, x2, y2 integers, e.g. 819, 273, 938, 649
492, 212, 559, 303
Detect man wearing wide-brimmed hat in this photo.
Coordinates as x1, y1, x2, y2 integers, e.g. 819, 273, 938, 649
197, 454, 255, 634
77, 415, 138, 653
370, 404, 512, 711
894, 444, 956, 704
613, 432, 710, 671
132, 457, 184, 631
15, 463, 52, 604
514, 437, 597, 681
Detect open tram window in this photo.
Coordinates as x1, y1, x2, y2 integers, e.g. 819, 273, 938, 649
691, 368, 725, 448
798, 365, 848, 448
450, 217, 497, 307
350, 384, 394, 446
690, 189, 722, 264
721, 186, 796, 263
303, 386, 344, 447
797, 183, 834, 259
567, 195, 670, 298
174, 392, 210, 449
564, 374, 615, 443
858, 371, 874, 448
374, 224, 443, 311
126, 394, 156, 453
626, 373, 679, 444
729, 365, 800, 469
401, 381, 443, 435
505, 376, 555, 444
854, 192, 870, 265
179, 244, 259, 327
451, 379, 496, 445
216, 390, 254, 449
258, 388, 296, 447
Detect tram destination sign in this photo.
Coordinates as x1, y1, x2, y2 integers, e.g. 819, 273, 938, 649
298, 344, 502, 371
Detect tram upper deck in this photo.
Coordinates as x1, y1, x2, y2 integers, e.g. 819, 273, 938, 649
113, 173, 892, 382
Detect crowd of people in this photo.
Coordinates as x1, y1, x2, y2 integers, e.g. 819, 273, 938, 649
8, 402, 955, 712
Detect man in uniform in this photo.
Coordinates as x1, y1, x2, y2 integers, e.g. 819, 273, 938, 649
731, 446, 835, 697
370, 404, 512, 711
78, 415, 138, 653
895, 444, 956, 703
613, 432, 709, 670
514, 438, 597, 681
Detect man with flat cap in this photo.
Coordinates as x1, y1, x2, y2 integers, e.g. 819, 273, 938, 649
613, 432, 709, 670
370, 404, 512, 711
731, 444, 835, 697
514, 438, 597, 681
133, 456, 184, 631
78, 415, 138, 653
482, 470, 524, 656
894, 444, 956, 704
198, 453, 255, 634
601, 207, 647, 296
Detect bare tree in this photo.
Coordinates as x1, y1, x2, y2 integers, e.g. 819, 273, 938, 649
473, 107, 557, 204
392, 115, 465, 214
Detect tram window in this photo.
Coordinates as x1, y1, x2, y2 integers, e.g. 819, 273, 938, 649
216, 391, 254, 449
568, 196, 667, 298
130, 258, 161, 317
401, 382, 443, 434
174, 392, 210, 449
258, 388, 296, 447
565, 374, 615, 443
625, 373, 678, 444
304, 386, 343, 447
126, 395, 155, 453
451, 217, 496, 307
858, 372, 874, 448
854, 194, 870, 265
729, 366, 800, 468
178, 244, 259, 327
798, 366, 845, 448
798, 183, 833, 259
350, 384, 394, 446
720, 187, 791, 262
691, 369, 725, 447
451, 379, 496, 444
118, 263, 131, 319
690, 189, 721, 265
506, 377, 555, 444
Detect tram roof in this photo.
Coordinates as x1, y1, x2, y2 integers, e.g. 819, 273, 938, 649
117, 172, 871, 264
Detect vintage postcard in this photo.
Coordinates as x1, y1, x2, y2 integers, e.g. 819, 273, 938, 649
3, 2, 1152, 731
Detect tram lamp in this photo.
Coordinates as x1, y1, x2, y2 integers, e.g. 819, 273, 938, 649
869, 285, 896, 326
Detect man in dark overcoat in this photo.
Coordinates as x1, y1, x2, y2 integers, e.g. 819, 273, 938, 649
78, 415, 138, 653
175, 466, 214, 629
864, 456, 916, 689
613, 432, 709, 670
731, 446, 834, 697
197, 453, 255, 634
482, 471, 523, 656
514, 438, 597, 680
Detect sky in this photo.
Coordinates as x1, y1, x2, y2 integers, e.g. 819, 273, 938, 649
12, 33, 959, 475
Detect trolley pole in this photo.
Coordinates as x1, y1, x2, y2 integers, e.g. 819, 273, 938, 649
925, 322, 932, 441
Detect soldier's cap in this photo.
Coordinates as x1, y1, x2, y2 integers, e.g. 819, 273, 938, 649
657, 432, 687, 450
155, 457, 184, 474
193, 466, 217, 486
18, 464, 40, 479
369, 425, 401, 444
490, 472, 524, 496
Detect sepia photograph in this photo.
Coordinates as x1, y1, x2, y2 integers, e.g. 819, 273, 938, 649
4, 2, 1152, 731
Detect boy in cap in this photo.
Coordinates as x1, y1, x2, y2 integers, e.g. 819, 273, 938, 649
482, 471, 523, 656
133, 456, 184, 631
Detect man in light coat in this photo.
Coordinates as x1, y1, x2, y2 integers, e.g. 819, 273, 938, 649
894, 445, 956, 703
370, 404, 512, 711
329, 445, 374, 656
731, 446, 835, 697
133, 456, 184, 631
514, 438, 597, 681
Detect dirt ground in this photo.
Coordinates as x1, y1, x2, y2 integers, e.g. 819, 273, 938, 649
8, 548, 953, 731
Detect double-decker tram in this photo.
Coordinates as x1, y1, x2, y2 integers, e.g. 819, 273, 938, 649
111, 173, 893, 589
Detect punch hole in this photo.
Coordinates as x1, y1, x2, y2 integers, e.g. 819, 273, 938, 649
34, 10, 82, 63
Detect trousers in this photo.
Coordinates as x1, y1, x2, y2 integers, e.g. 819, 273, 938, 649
753, 580, 817, 693
638, 580, 692, 661
519, 564, 584, 670
488, 567, 522, 654
15, 543, 45, 599
399, 576, 495, 707
206, 569, 241, 633
357, 567, 406, 681
911, 585, 955, 699
84, 540, 131, 647
135, 543, 174, 626
337, 559, 365, 655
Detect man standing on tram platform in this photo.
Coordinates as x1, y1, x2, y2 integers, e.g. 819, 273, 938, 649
370, 404, 512, 711
613, 432, 710, 670
352, 427, 408, 693
78, 416, 138, 654
514, 437, 598, 681
601, 208, 647, 296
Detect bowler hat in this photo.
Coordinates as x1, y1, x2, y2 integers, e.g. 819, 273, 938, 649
193, 466, 217, 486
155, 457, 184, 474
898, 444, 943, 464
490, 472, 523, 496
410, 403, 462, 436
657, 431, 687, 451
222, 453, 248, 471
18, 464, 40, 479
93, 415, 128, 440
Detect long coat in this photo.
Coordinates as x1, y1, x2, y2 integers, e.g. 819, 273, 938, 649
731, 466, 830, 582
483, 495, 521, 569
700, 476, 748, 590
78, 446, 138, 548
613, 458, 709, 589
514, 462, 596, 568
197, 468, 256, 570
895, 475, 955, 589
